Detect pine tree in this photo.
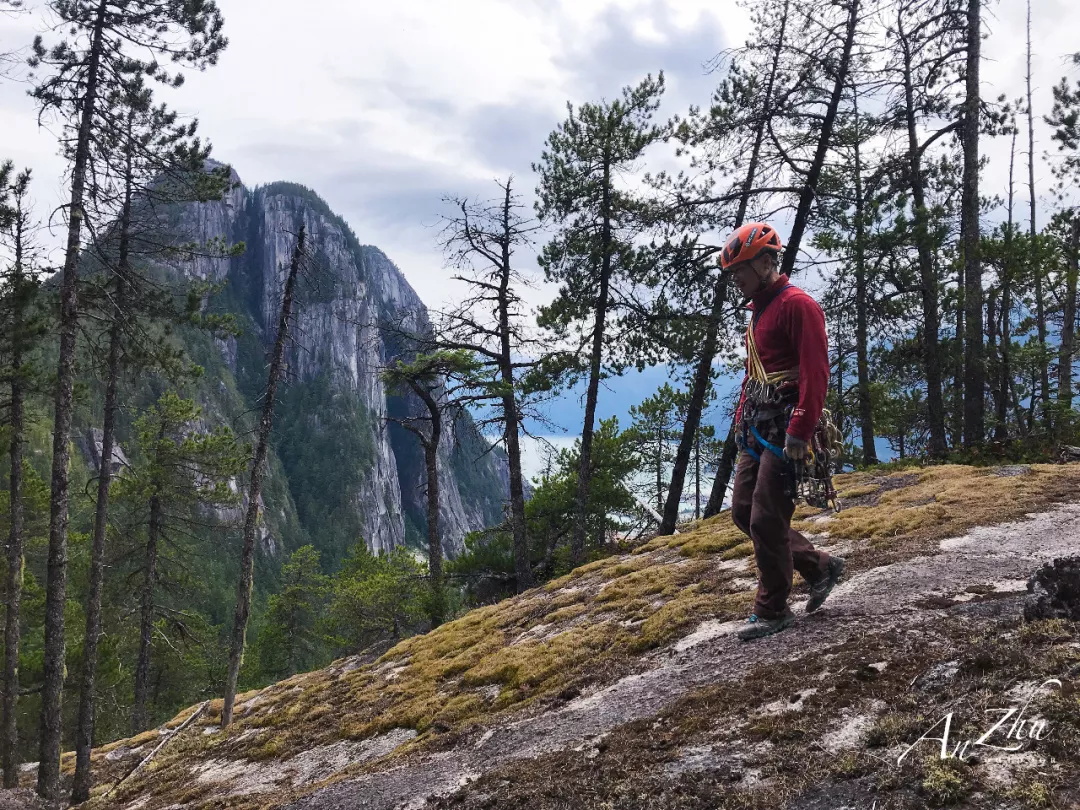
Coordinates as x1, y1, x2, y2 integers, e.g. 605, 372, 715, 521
879, 0, 967, 458
671, 0, 868, 522
1023, 0, 1051, 431
1046, 52, 1080, 434
257, 545, 329, 679
0, 165, 48, 787
71, 74, 234, 802
626, 384, 689, 514
960, 0, 985, 448
323, 544, 427, 652
113, 391, 245, 734
26, 1, 226, 794
435, 178, 543, 592
534, 74, 668, 565
383, 349, 482, 627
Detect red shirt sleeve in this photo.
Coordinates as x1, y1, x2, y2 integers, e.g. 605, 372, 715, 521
784, 293, 829, 442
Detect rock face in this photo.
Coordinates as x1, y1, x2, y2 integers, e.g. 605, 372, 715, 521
173, 172, 508, 560
1024, 556, 1080, 621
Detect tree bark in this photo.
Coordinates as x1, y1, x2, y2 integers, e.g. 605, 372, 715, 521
704, 424, 739, 518
132, 493, 162, 735
2, 189, 28, 789
899, 10, 948, 458
852, 91, 878, 466
1026, 0, 1049, 428
38, 1, 110, 799
571, 148, 613, 565
1058, 216, 1079, 422
409, 383, 444, 628
694, 430, 701, 521
222, 225, 305, 727
779, 0, 861, 277
962, 0, 985, 448
496, 184, 532, 592
997, 128, 1018, 442
72, 110, 136, 802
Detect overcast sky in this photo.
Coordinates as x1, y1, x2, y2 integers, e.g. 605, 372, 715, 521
2, 0, 1079, 315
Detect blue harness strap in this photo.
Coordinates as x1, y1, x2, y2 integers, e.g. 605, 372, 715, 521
742, 424, 761, 461
750, 424, 787, 461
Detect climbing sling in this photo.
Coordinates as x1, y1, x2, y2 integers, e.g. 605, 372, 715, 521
740, 286, 844, 512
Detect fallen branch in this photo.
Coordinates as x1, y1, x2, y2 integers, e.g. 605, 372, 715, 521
102, 700, 209, 799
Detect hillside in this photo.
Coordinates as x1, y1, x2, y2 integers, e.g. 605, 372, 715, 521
25, 463, 1080, 809
64, 170, 511, 573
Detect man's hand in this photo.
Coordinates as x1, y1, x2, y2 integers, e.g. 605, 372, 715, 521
784, 433, 808, 461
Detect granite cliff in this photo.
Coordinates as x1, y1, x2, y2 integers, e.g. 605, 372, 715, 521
116, 170, 510, 565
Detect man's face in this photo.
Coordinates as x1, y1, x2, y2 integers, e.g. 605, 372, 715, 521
730, 254, 770, 298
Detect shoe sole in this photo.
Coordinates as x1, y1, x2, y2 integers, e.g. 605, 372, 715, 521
806, 557, 846, 614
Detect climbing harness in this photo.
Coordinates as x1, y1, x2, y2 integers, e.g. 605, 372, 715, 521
739, 286, 844, 512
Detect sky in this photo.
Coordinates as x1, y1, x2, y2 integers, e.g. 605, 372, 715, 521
3, 0, 1078, 304
2, 0, 1080, 465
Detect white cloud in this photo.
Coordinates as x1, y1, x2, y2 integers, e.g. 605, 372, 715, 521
2, 0, 1078, 310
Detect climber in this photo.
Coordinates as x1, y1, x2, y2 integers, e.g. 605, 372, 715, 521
717, 222, 846, 642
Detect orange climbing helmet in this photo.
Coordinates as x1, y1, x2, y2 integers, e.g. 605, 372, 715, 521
718, 222, 783, 271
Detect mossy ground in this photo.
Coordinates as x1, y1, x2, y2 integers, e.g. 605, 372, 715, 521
62, 463, 1080, 809
429, 616, 1080, 810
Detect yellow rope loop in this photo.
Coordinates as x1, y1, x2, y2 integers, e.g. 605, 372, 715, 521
745, 324, 799, 386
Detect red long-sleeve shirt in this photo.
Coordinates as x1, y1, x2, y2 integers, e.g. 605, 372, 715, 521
733, 274, 830, 443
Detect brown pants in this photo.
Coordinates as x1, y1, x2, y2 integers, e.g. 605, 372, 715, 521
731, 415, 831, 619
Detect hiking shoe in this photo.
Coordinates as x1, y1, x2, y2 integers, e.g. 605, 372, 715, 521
806, 556, 846, 614
737, 610, 795, 641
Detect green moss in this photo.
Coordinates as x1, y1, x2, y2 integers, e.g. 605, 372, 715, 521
921, 757, 971, 805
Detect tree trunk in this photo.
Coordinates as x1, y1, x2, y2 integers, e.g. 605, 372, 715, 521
655, 426, 664, 514
704, 424, 739, 518
852, 93, 878, 466
899, 12, 948, 457
997, 128, 1018, 442
72, 116, 135, 802
1027, 0, 1049, 428
1058, 216, 1079, 423
38, 2, 110, 799
571, 150, 612, 565
502, 389, 530, 591
955, 258, 965, 444
662, 2, 796, 536
497, 184, 532, 592
694, 430, 701, 521
780, 0, 861, 277
962, 0, 985, 448
424, 438, 442, 625
71, 262, 124, 796
412, 383, 444, 628
222, 225, 305, 727
2, 197, 28, 789
132, 493, 162, 735
986, 287, 1000, 434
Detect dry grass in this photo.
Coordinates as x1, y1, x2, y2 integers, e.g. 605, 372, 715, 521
798, 464, 1080, 551
77, 462, 1080, 810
